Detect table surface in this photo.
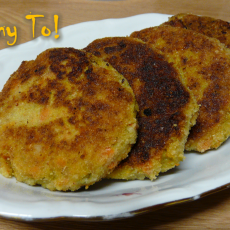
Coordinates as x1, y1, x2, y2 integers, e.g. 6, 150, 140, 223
1, 0, 230, 229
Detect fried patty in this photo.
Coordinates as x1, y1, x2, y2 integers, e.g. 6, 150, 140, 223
84, 37, 198, 180
164, 13, 230, 48
0, 48, 138, 191
131, 25, 230, 152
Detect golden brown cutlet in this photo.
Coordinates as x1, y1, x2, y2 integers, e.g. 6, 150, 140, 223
131, 25, 230, 152
164, 13, 230, 48
0, 48, 138, 191
84, 37, 198, 180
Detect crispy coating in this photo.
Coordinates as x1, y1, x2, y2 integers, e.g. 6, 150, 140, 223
0, 48, 138, 191
84, 37, 198, 180
164, 13, 230, 48
131, 25, 230, 152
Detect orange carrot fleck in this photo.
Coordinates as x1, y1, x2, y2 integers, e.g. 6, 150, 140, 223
40, 107, 50, 121
104, 148, 114, 156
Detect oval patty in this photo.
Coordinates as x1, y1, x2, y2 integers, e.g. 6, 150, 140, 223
84, 37, 198, 180
0, 48, 138, 191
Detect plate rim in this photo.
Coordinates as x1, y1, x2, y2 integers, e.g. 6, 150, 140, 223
1, 182, 229, 222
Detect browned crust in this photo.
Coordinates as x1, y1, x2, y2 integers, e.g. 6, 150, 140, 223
164, 13, 230, 48
84, 37, 193, 174
131, 25, 230, 151
0, 48, 137, 190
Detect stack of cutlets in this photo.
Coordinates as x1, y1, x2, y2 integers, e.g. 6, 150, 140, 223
131, 14, 230, 152
0, 13, 229, 191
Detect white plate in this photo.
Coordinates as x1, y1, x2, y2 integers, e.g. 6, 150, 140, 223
0, 13, 230, 222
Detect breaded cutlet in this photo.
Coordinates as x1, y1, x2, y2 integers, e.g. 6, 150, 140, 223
131, 25, 230, 152
164, 13, 230, 48
84, 37, 198, 180
0, 48, 138, 191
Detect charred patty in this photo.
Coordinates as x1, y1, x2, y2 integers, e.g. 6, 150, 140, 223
131, 25, 230, 152
164, 13, 230, 48
0, 48, 138, 191
84, 37, 198, 180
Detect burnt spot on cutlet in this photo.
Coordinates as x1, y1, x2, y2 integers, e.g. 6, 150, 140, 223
118, 41, 127, 49
28, 86, 50, 105
104, 41, 127, 54
48, 48, 90, 82
50, 67, 66, 80
6, 124, 56, 146
143, 108, 152, 116
20, 71, 31, 83
87, 101, 110, 112
67, 101, 112, 127
93, 51, 101, 57
164, 18, 187, 29
85, 65, 95, 82
49, 48, 86, 61
6, 123, 62, 149
34, 66, 46, 75
68, 116, 76, 125
85, 37, 190, 165
182, 57, 188, 65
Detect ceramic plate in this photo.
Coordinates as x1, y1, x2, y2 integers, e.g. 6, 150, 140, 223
0, 13, 230, 222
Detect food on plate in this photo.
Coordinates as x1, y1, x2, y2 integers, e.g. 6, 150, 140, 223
163, 13, 230, 48
2, 13, 230, 191
84, 37, 198, 180
131, 25, 230, 152
0, 48, 138, 191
